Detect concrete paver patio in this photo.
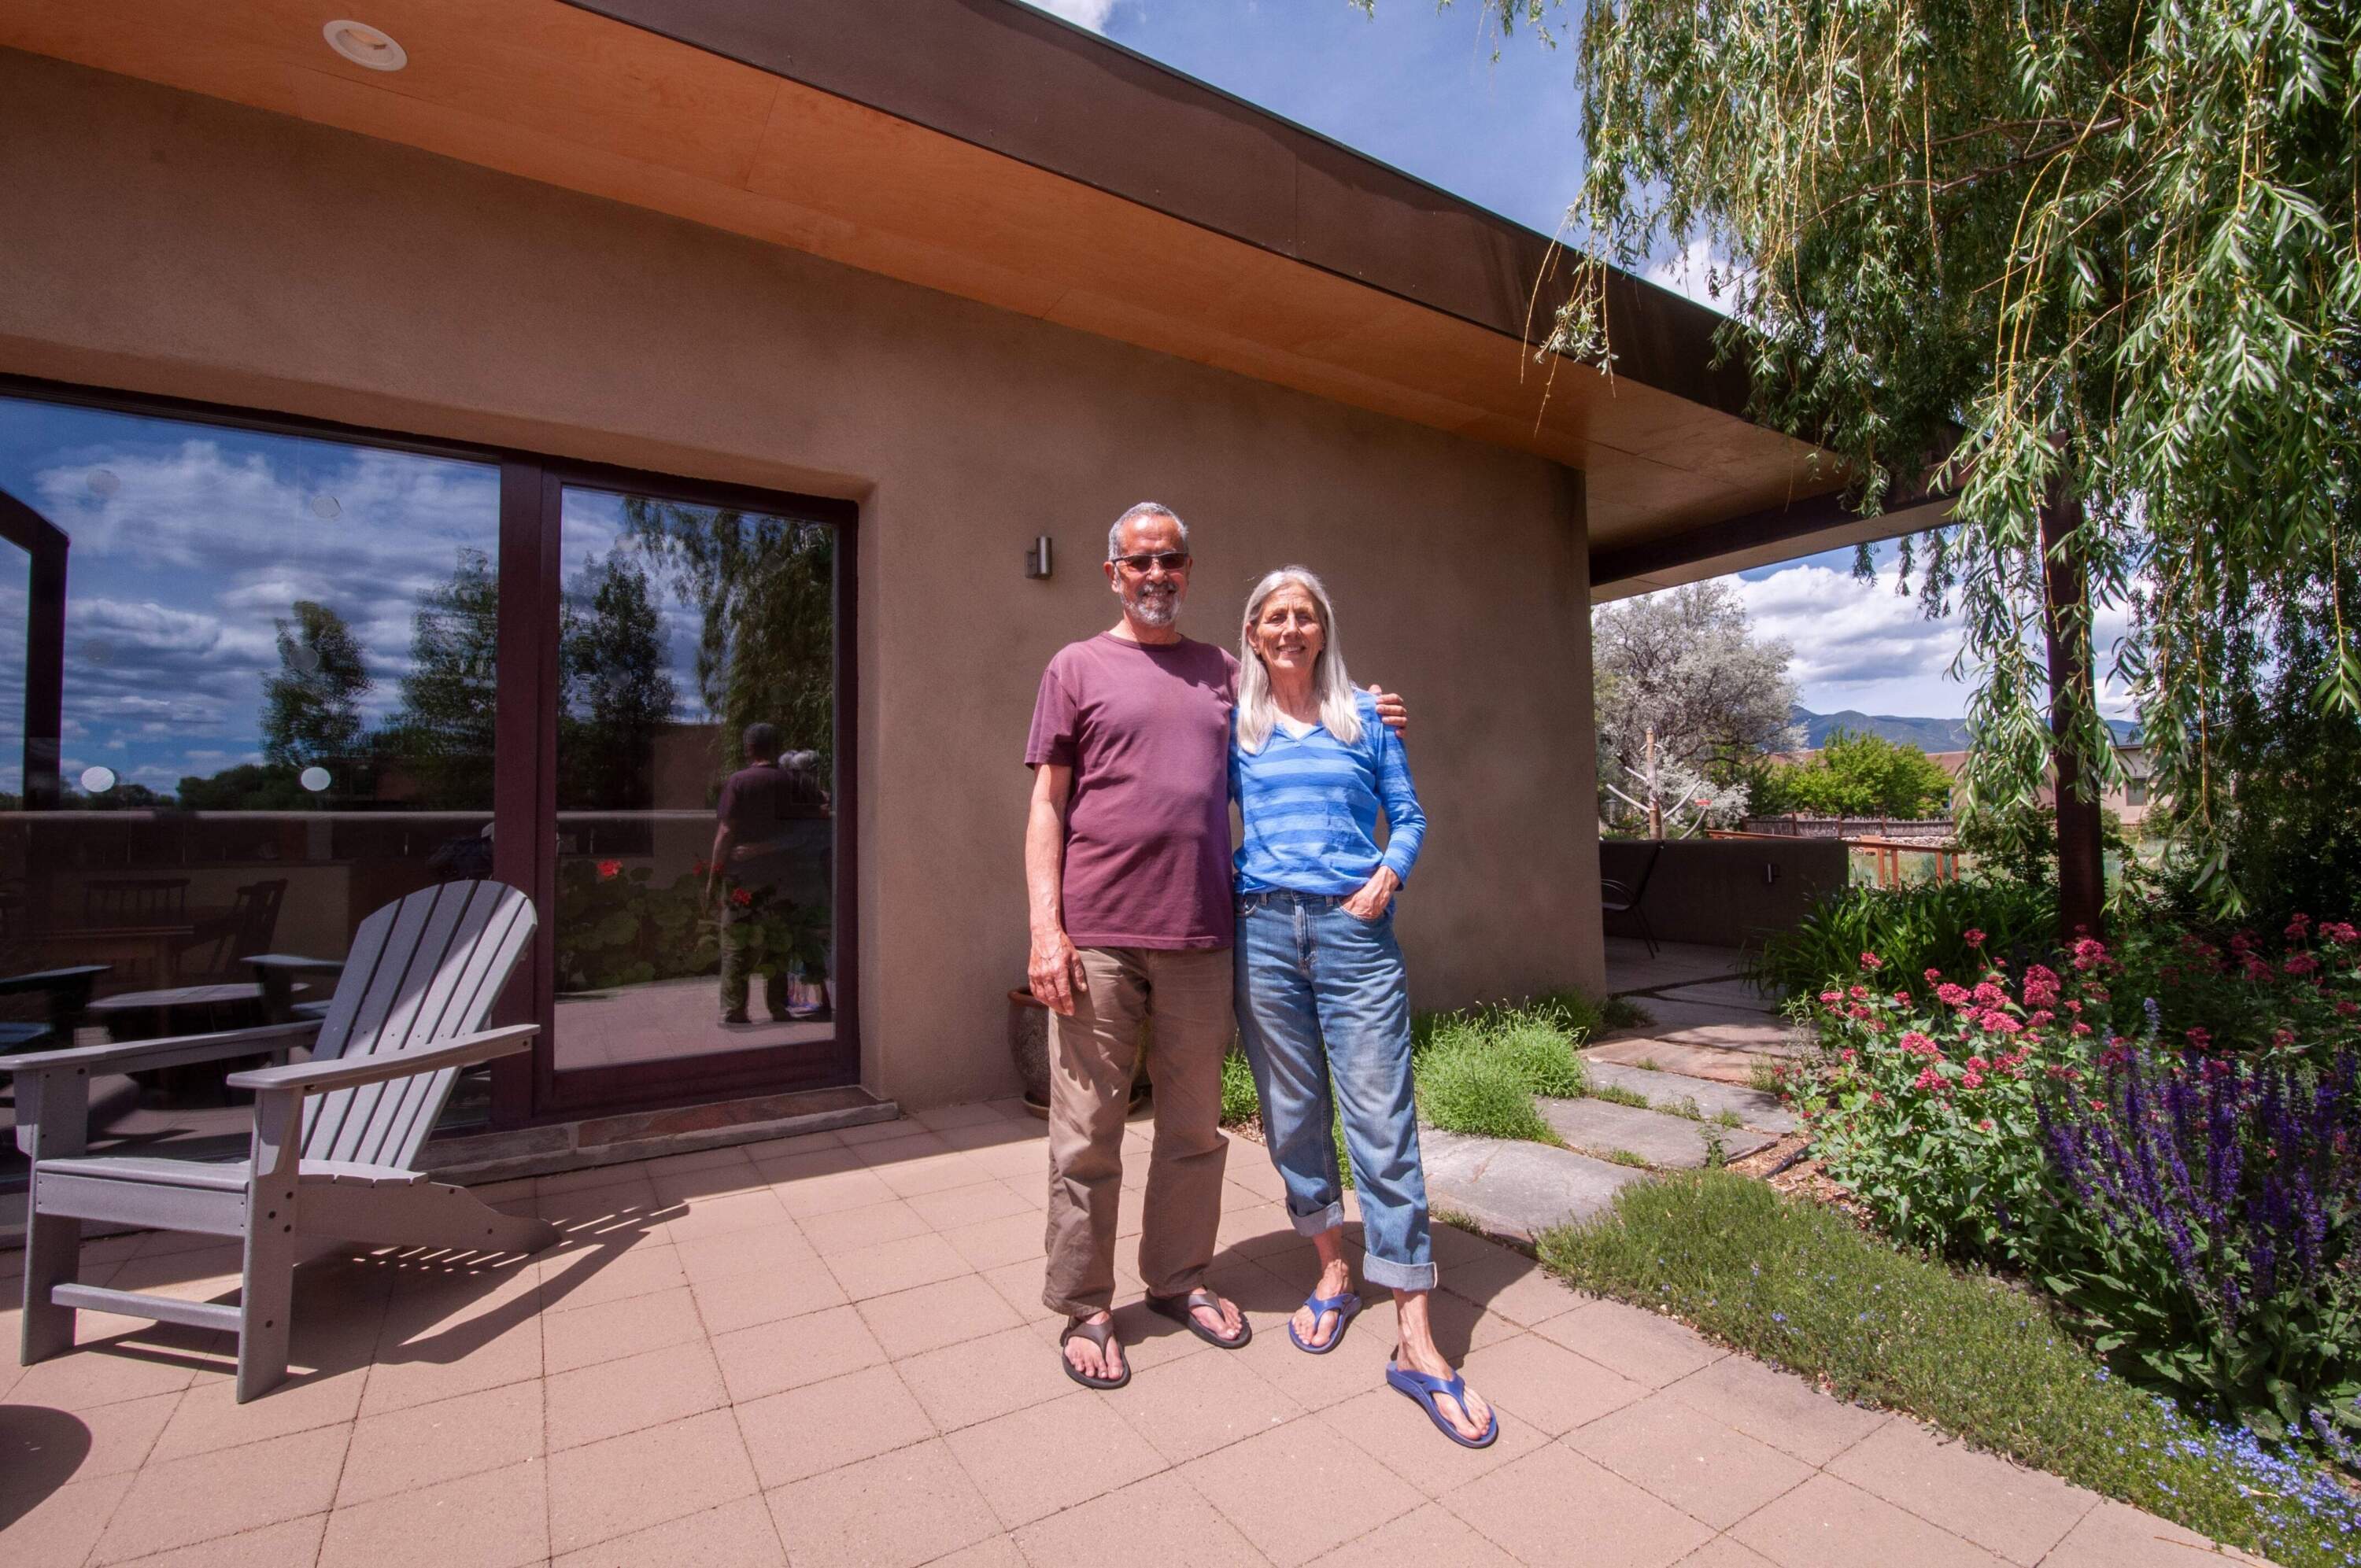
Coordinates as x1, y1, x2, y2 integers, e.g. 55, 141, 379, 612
0, 1100, 2251, 1566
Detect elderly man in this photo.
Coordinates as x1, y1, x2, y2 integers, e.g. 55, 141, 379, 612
1024, 501, 1404, 1387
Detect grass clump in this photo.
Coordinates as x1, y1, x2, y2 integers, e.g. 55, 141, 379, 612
1603, 1148, 1651, 1168
1591, 1084, 1651, 1109
1539, 1172, 2361, 1568
1219, 1047, 1259, 1127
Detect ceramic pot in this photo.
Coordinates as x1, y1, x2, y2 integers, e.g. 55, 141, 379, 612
1007, 986, 1151, 1117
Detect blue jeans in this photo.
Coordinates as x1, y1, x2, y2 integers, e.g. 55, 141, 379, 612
1234, 890, 1436, 1292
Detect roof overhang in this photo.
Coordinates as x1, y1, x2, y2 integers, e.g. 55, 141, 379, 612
0, 0, 1933, 585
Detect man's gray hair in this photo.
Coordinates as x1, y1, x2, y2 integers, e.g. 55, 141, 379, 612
1107, 502, 1189, 560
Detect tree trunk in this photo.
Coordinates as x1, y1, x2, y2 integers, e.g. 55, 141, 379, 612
1644, 725, 1663, 839
2040, 478, 2107, 940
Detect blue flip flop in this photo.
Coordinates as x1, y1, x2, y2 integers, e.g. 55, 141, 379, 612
1286, 1290, 1362, 1354
1387, 1355, 1499, 1448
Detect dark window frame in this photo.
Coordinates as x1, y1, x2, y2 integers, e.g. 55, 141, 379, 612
0, 372, 863, 1127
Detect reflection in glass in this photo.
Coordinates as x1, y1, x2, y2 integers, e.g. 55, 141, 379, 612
0, 395, 501, 1168
552, 487, 836, 1071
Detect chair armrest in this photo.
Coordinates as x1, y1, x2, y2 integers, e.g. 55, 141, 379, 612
0, 965, 113, 997
226, 1024, 539, 1094
1600, 879, 1635, 900
3, 1020, 322, 1078
245, 954, 345, 973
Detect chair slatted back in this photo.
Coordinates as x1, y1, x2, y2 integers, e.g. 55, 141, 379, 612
298, 880, 537, 1172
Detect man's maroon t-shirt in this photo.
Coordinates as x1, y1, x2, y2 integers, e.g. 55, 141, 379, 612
1025, 633, 1240, 950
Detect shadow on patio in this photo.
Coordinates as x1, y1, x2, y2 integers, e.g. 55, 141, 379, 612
1, 1100, 2208, 1566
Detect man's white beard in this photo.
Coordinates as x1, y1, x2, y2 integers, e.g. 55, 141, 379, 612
1129, 586, 1179, 627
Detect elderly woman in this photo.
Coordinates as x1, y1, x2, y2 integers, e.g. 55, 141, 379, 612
1229, 566, 1496, 1448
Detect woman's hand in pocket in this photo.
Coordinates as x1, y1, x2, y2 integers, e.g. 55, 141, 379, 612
1341, 868, 1398, 923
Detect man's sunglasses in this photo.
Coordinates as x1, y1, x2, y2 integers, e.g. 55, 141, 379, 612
1112, 552, 1192, 575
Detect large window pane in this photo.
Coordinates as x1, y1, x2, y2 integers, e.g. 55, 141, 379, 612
0, 396, 502, 1167
552, 484, 837, 1071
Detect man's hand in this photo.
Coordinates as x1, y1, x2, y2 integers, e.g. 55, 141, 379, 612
1340, 867, 1399, 923
1368, 683, 1408, 737
1029, 928, 1088, 1016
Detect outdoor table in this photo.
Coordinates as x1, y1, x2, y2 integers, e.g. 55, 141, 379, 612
0, 963, 112, 1053
246, 953, 346, 1024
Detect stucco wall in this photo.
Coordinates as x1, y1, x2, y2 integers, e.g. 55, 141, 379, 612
0, 50, 1605, 1109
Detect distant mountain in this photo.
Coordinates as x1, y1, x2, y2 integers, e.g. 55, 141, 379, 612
1790, 707, 2138, 751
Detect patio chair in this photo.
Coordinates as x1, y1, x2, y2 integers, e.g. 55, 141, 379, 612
9, 879, 556, 1402
1601, 842, 1662, 960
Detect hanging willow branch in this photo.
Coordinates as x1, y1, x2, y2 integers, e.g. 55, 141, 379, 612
1455, 0, 2360, 913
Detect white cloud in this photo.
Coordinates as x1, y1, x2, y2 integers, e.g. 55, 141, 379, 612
1012, 0, 1117, 31
1714, 559, 2141, 723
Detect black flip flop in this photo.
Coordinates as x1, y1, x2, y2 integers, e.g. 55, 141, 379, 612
1059, 1315, 1131, 1389
1144, 1288, 1253, 1348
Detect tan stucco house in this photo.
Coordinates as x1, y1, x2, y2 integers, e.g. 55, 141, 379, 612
0, 0, 1931, 1167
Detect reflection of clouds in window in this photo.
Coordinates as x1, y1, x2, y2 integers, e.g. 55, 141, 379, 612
2, 397, 498, 799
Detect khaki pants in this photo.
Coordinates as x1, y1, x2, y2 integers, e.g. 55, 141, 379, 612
1043, 946, 1232, 1318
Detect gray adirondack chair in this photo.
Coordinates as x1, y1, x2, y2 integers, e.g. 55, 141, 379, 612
9, 880, 558, 1401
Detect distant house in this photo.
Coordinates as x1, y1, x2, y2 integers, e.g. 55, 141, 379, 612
1923, 746, 2156, 829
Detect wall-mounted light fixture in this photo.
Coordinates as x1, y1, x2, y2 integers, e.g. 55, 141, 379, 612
1024, 535, 1053, 580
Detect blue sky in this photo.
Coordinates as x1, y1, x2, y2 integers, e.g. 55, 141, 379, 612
1017, 0, 2034, 719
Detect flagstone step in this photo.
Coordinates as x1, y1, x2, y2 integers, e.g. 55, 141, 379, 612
1579, 1060, 1799, 1134
1536, 1094, 1779, 1170
1419, 1127, 1647, 1245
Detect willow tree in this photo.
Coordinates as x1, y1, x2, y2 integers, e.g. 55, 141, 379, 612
1454, 0, 2359, 928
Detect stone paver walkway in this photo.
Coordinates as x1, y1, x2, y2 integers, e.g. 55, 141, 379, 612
0, 1098, 2252, 1566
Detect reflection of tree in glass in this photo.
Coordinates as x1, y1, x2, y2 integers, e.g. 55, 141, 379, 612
262, 600, 371, 770
623, 500, 833, 783
384, 548, 497, 808
559, 552, 678, 810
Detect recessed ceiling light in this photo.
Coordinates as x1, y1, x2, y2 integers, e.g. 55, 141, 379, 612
323, 20, 407, 72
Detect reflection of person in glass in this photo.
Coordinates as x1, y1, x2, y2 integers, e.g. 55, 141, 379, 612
706, 723, 829, 1026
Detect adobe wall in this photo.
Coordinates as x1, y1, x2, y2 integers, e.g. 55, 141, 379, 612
0, 50, 1605, 1107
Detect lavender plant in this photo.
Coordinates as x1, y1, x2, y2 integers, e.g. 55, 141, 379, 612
2037, 1036, 2361, 1437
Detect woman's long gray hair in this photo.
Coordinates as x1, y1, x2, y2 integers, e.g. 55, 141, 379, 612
1236, 566, 1362, 754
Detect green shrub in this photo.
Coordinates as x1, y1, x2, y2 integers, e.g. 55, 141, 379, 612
1749, 879, 2056, 1002
1219, 1047, 1260, 1127
1541, 1173, 2359, 1568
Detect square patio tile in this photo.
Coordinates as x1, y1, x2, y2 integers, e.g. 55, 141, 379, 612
1315, 1383, 1552, 1497
944, 1389, 1167, 1529
671, 1222, 818, 1287
896, 1323, 1080, 1433
826, 1232, 972, 1301
1455, 1332, 1649, 1436
799, 1197, 933, 1256
1307, 1501, 1520, 1566
1, 1386, 177, 1491
848, 1130, 954, 1164
552, 1493, 784, 1568
317, 1457, 546, 1568
855, 1272, 1023, 1360
545, 1337, 727, 1451
735, 1363, 937, 1488
1439, 1441, 1716, 1568
872, 1152, 1001, 1200
914, 1101, 1011, 1132
768, 1166, 901, 1219
541, 1282, 704, 1374
1671, 1538, 1781, 1567
1177, 1407, 1422, 1566
1662, 1356, 1889, 1467
710, 1303, 888, 1405
689, 1257, 849, 1336
1566, 1393, 1815, 1529
942, 1212, 1047, 1272
1106, 1335, 1304, 1463
763, 1437, 999, 1568
144, 1362, 365, 1467
336, 1379, 545, 1507
837, 1118, 927, 1146
1731, 1474, 2012, 1567
2037, 1499, 2274, 1568
538, 1241, 686, 1313
1533, 1301, 1727, 1389
8, 1328, 211, 1414
545, 1407, 759, 1555
1013, 1470, 1264, 1567
360, 1312, 542, 1419
1825, 1419, 2099, 1566
907, 1179, 1035, 1232
661, 1189, 794, 1243
748, 1142, 864, 1185
1442, 1249, 1586, 1328
0, 1470, 134, 1567
91, 1426, 350, 1564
